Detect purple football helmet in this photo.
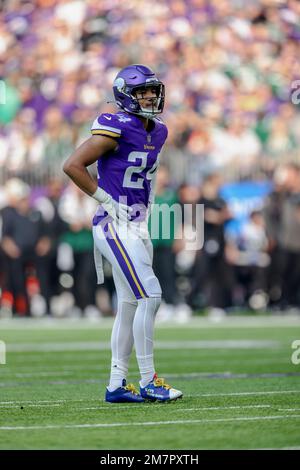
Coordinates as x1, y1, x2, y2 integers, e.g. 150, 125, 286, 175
113, 64, 165, 119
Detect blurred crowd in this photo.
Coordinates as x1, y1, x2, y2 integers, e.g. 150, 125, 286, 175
1, 162, 300, 319
1, 0, 300, 184
1, 0, 300, 318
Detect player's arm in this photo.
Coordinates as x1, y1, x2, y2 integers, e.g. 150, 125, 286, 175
63, 135, 130, 221
63, 135, 117, 196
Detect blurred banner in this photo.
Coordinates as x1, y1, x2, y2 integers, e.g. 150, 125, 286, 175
220, 180, 273, 236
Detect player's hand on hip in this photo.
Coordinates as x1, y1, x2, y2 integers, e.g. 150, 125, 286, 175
112, 200, 133, 223
101, 198, 117, 220
92, 188, 132, 223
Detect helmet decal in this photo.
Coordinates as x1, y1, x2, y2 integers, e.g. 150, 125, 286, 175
113, 77, 126, 93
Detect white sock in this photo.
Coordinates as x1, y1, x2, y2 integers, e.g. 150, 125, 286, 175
137, 354, 155, 388
133, 297, 161, 388
107, 360, 128, 392
108, 299, 137, 391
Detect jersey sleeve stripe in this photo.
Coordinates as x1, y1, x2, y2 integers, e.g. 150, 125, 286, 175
94, 124, 121, 134
91, 130, 121, 138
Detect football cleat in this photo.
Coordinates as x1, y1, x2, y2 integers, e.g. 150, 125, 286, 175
105, 379, 145, 403
140, 374, 183, 402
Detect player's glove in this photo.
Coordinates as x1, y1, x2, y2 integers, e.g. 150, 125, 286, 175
92, 187, 132, 223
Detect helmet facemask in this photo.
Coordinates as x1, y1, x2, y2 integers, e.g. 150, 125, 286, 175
130, 82, 165, 119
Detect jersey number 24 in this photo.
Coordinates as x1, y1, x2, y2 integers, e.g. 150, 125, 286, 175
123, 151, 158, 189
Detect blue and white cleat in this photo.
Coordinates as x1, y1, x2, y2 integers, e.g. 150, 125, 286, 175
105, 379, 145, 403
140, 374, 183, 402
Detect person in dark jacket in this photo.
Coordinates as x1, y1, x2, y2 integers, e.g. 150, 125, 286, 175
0, 178, 52, 316
188, 173, 233, 311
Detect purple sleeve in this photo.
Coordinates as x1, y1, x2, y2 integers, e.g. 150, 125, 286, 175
91, 113, 122, 139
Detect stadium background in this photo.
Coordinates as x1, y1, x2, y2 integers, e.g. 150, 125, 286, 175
1, 0, 300, 319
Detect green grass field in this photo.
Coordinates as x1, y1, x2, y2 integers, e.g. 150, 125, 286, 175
0, 316, 300, 450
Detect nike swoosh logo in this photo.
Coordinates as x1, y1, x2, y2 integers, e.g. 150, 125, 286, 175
104, 116, 112, 120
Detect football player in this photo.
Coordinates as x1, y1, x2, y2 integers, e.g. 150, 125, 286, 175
63, 64, 182, 402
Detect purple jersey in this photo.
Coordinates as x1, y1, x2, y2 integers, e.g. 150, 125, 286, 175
91, 111, 168, 222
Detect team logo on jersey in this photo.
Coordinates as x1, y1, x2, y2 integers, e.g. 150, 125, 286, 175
144, 144, 155, 150
117, 114, 131, 123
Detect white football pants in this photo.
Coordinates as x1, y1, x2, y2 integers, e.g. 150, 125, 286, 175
93, 220, 161, 387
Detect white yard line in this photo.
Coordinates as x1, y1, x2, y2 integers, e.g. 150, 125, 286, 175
5, 340, 280, 352
1, 371, 74, 378
1, 365, 105, 372
79, 404, 271, 412
188, 390, 300, 398
1, 315, 300, 329
255, 446, 300, 450
80, 405, 153, 411
274, 446, 300, 450
278, 408, 300, 412
0, 400, 68, 405
0, 371, 106, 378
0, 404, 61, 409
1, 415, 300, 431
174, 405, 272, 411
